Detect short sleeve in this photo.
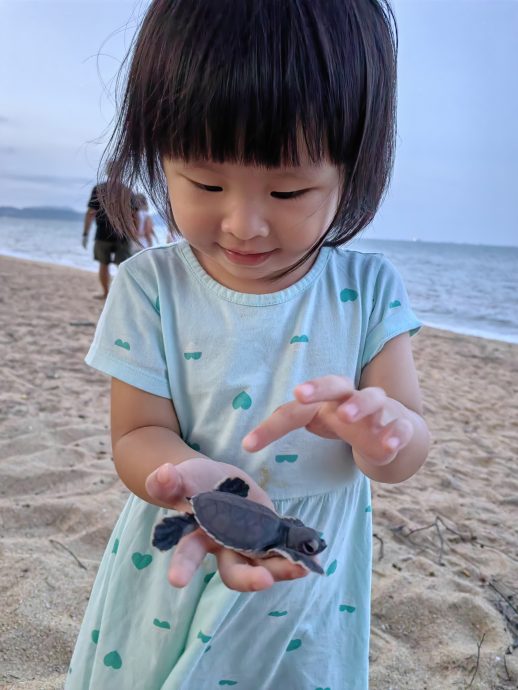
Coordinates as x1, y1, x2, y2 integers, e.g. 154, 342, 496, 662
87, 186, 100, 211
361, 257, 421, 369
85, 262, 171, 398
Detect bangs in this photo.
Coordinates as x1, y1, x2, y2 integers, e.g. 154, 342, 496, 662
104, 0, 397, 249
124, 0, 370, 168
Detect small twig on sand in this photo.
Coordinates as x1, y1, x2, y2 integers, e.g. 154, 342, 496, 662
396, 516, 474, 566
405, 517, 447, 564
373, 532, 384, 561
467, 632, 486, 688
49, 538, 87, 570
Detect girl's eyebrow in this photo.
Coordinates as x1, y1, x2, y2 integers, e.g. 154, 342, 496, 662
269, 169, 319, 181
184, 163, 321, 182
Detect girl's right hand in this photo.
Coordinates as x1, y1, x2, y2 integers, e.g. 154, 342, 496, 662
145, 460, 308, 592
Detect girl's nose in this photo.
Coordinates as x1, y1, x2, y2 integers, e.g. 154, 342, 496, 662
221, 202, 269, 240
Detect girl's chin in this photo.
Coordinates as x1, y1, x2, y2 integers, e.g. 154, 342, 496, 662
194, 246, 308, 290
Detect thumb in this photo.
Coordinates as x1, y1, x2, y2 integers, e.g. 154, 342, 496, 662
145, 463, 188, 509
145, 459, 231, 509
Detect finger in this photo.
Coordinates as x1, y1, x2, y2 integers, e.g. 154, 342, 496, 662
252, 555, 309, 582
167, 529, 212, 587
216, 548, 274, 592
378, 417, 414, 457
242, 400, 320, 452
348, 416, 414, 466
294, 375, 356, 404
336, 387, 387, 423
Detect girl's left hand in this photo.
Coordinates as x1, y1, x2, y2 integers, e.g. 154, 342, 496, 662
242, 375, 414, 466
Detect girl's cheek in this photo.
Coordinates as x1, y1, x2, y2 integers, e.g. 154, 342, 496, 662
171, 193, 208, 221
277, 208, 322, 243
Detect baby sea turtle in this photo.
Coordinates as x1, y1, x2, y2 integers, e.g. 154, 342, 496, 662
152, 477, 327, 574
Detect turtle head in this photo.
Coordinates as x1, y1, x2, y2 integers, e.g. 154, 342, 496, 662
286, 526, 327, 556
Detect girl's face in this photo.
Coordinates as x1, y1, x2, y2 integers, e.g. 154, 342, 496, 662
163, 157, 341, 293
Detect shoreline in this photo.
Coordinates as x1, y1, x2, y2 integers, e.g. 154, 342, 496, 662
1, 251, 517, 346
1, 255, 518, 689
0, 249, 98, 273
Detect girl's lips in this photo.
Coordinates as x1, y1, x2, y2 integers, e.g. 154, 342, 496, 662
222, 247, 277, 266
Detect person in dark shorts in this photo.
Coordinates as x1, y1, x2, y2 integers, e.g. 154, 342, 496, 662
82, 182, 133, 298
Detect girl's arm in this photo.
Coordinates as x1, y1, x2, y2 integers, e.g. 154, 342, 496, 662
349, 334, 430, 483
243, 333, 430, 484
111, 377, 203, 508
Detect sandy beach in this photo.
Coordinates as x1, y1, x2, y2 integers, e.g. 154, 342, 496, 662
1, 255, 517, 690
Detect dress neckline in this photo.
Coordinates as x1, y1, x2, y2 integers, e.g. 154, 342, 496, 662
178, 242, 331, 306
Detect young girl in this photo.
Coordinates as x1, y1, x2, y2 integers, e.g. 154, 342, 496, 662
67, 1, 430, 688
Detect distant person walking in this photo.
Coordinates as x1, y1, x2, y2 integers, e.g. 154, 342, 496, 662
131, 193, 156, 253
82, 182, 132, 298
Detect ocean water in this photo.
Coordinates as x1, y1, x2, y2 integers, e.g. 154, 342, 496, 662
1, 217, 517, 344
350, 236, 518, 344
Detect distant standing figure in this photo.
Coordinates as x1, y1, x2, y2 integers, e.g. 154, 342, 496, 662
82, 182, 132, 298
131, 193, 156, 253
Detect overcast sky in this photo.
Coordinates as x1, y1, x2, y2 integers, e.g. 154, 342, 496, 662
1, 0, 517, 245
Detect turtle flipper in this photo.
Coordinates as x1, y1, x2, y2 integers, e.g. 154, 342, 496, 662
152, 514, 197, 551
215, 477, 249, 497
272, 547, 325, 575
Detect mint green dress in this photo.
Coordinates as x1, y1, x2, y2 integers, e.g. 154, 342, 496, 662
66, 242, 420, 690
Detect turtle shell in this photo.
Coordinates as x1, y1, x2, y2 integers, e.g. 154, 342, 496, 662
192, 491, 284, 553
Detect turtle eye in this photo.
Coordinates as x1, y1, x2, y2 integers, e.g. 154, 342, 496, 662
301, 539, 320, 555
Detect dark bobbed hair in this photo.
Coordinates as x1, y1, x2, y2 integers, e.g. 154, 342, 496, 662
102, 0, 398, 266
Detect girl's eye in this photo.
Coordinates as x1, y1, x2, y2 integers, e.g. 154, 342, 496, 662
194, 182, 223, 193
271, 189, 309, 200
